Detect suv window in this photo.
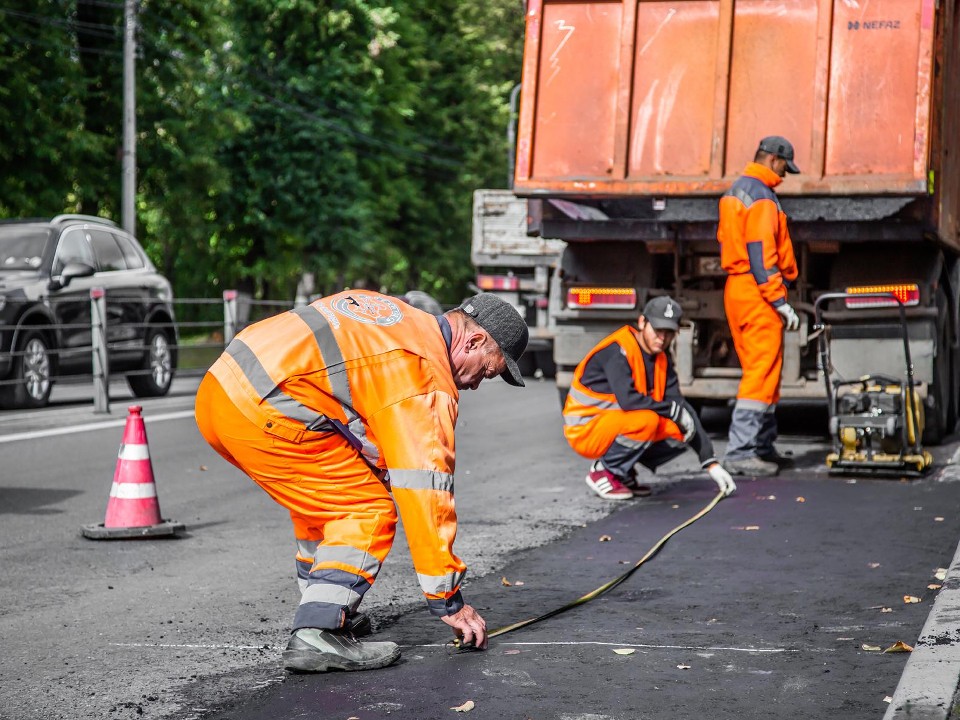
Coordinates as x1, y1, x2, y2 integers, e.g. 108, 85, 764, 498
89, 229, 127, 272
0, 226, 50, 271
112, 232, 145, 270
52, 229, 97, 276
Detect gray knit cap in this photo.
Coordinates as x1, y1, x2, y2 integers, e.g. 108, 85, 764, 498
458, 292, 529, 387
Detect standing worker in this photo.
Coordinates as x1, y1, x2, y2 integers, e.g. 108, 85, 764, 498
719, 135, 801, 476
562, 296, 736, 500
195, 290, 528, 673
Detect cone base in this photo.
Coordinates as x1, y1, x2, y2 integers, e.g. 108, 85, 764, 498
81, 519, 186, 540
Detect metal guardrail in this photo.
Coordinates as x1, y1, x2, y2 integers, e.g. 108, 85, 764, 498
0, 289, 299, 413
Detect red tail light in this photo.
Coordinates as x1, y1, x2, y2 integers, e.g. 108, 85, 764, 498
567, 287, 637, 310
844, 284, 920, 308
477, 274, 519, 291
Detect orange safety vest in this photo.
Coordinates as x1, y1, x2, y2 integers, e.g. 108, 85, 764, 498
563, 325, 668, 429
208, 289, 466, 606
718, 162, 798, 307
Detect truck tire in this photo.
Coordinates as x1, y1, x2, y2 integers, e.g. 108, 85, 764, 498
0, 331, 53, 409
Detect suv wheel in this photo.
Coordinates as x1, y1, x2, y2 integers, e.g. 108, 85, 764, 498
0, 331, 53, 409
128, 327, 174, 398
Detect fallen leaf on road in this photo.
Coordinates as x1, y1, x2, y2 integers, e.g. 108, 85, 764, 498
501, 577, 511, 586
504, 649, 520, 655
677, 664, 691, 669
928, 584, 942, 590
903, 595, 922, 604
200, 465, 208, 471
671, 504, 679, 509
796, 497, 805, 503
861, 644, 881, 652
935, 568, 948, 581
881, 608, 893, 613
514, 581, 524, 586
883, 696, 893, 704
883, 641, 913, 653
613, 648, 635, 655
935, 517, 945, 522
451, 700, 475, 712
868, 563, 881, 569
599, 535, 612, 542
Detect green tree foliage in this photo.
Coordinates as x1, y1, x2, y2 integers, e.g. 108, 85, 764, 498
0, 0, 525, 305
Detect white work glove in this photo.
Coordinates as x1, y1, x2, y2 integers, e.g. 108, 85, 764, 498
776, 302, 800, 331
668, 401, 696, 442
706, 462, 737, 497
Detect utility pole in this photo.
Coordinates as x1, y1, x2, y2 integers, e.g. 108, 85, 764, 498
121, 0, 136, 235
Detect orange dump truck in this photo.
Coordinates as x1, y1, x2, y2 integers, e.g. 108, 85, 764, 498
513, 0, 960, 441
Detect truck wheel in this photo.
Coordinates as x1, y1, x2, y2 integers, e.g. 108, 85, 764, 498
922, 289, 954, 445
127, 326, 175, 398
0, 331, 53, 409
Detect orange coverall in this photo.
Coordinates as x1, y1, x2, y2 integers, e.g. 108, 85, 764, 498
718, 162, 799, 459
195, 290, 466, 631
563, 325, 683, 460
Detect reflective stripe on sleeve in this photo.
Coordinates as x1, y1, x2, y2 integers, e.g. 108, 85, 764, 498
734, 398, 770, 413
418, 569, 466, 597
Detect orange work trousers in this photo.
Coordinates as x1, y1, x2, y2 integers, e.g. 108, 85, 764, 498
565, 408, 683, 460
724, 274, 784, 406
194, 373, 397, 631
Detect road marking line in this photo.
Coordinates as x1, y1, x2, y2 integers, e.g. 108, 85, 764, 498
414, 640, 800, 653
0, 410, 195, 444
111, 642, 268, 650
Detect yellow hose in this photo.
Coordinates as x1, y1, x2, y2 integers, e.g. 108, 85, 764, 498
478, 488, 726, 642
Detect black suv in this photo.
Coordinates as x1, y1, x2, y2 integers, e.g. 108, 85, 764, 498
0, 215, 178, 409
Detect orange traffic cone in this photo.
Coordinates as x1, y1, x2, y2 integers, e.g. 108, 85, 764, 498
82, 405, 185, 539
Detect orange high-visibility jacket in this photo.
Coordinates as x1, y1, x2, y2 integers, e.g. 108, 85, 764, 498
208, 290, 466, 610
718, 162, 799, 307
563, 325, 668, 431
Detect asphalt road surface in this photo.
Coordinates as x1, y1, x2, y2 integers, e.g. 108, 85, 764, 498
1, 375, 958, 720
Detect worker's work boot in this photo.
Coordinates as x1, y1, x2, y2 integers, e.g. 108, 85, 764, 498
758, 449, 794, 469
725, 455, 780, 477
345, 611, 372, 637
585, 461, 635, 500
282, 628, 400, 673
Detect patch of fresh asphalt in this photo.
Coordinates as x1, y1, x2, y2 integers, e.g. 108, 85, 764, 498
177, 468, 960, 720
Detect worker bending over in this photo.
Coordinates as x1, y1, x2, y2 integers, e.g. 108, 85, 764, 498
562, 296, 736, 501
719, 135, 801, 476
195, 290, 528, 673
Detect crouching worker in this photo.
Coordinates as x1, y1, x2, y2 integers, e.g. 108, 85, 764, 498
562, 296, 736, 501
195, 290, 528, 673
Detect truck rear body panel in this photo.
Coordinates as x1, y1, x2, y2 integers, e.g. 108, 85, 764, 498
515, 0, 959, 251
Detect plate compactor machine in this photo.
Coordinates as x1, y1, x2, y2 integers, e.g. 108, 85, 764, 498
813, 292, 933, 477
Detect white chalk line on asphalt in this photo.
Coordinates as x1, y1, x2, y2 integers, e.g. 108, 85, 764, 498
111, 642, 269, 650
0, 410, 195, 444
111, 639, 808, 654
415, 640, 802, 654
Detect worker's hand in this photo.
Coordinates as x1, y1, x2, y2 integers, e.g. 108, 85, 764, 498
441, 604, 488, 649
706, 462, 737, 496
669, 401, 696, 442
776, 303, 800, 331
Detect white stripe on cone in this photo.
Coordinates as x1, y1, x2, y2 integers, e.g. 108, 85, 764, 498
109, 482, 158, 499
118, 443, 151, 461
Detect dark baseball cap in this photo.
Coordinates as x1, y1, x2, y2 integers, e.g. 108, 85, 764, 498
458, 293, 529, 387
641, 296, 682, 332
758, 135, 800, 174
